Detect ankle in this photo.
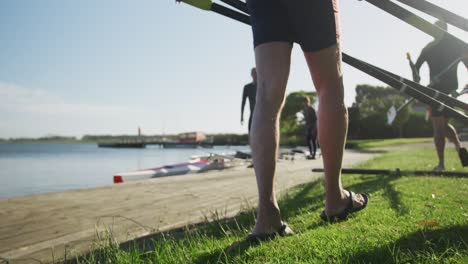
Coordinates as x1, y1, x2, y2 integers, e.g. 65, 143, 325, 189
325, 190, 348, 213
254, 203, 282, 233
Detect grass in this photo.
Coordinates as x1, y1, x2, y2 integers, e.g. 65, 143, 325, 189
346, 138, 432, 150
71, 147, 467, 264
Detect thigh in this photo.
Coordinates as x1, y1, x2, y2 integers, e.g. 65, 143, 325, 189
254, 42, 293, 108
284, 0, 340, 52
303, 45, 344, 98
431, 116, 447, 132
248, 0, 293, 48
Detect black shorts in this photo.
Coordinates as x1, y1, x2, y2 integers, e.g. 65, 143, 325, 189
247, 0, 340, 52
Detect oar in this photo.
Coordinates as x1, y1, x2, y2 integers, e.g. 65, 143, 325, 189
395, 0, 468, 32
385, 53, 468, 125
363, 0, 467, 51
376, 56, 468, 110
387, 98, 414, 125
387, 53, 417, 125
312, 168, 468, 178
342, 53, 468, 124
176, 0, 468, 123
176, 0, 250, 25
219, 0, 249, 14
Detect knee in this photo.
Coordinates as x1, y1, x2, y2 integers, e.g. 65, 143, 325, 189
255, 81, 286, 114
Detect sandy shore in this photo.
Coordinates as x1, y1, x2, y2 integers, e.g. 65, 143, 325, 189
0, 149, 376, 263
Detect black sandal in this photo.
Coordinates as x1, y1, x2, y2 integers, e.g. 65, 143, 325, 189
320, 191, 369, 222
246, 222, 294, 244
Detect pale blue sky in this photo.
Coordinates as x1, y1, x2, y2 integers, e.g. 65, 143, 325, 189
0, 0, 467, 138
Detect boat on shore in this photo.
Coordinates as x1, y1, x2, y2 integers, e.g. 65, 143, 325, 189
114, 159, 211, 183
113, 153, 249, 183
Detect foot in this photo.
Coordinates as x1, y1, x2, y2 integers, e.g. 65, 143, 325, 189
433, 164, 445, 171
321, 190, 368, 222
459, 147, 468, 167
247, 222, 294, 243
251, 203, 283, 235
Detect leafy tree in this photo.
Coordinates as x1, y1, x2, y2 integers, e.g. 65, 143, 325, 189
351, 84, 410, 139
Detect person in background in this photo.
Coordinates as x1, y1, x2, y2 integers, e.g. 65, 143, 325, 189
414, 20, 468, 171
303, 96, 318, 159
241, 68, 257, 132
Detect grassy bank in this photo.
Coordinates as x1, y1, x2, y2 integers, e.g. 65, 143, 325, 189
346, 138, 432, 150
75, 147, 467, 264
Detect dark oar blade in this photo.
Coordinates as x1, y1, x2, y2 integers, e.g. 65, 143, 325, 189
396, 0, 468, 32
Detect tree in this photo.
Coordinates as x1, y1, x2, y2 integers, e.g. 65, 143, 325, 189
351, 84, 408, 139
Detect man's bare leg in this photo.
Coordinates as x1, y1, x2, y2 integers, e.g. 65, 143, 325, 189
250, 42, 292, 234
304, 45, 365, 216
432, 116, 447, 169
445, 121, 461, 152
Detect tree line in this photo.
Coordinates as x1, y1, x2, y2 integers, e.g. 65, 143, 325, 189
279, 84, 454, 146
2, 84, 453, 145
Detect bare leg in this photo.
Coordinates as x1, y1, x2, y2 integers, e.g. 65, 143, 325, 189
445, 121, 461, 152
432, 116, 447, 169
250, 42, 292, 234
304, 45, 365, 215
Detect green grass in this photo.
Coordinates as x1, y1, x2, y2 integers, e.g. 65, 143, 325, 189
346, 138, 432, 150
74, 147, 467, 264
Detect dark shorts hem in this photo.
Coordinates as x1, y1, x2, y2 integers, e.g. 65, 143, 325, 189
249, 0, 339, 52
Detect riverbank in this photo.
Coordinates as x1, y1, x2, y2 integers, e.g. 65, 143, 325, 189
87, 146, 466, 264
0, 149, 376, 263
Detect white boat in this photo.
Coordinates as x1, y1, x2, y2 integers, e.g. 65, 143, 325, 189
113, 160, 210, 183
113, 153, 249, 184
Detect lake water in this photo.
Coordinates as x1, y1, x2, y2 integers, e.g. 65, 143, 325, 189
0, 143, 250, 199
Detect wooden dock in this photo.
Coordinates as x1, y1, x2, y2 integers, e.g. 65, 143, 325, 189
97, 140, 214, 149
0, 150, 376, 264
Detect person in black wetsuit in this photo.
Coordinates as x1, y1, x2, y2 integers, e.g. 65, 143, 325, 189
245, 0, 368, 240
302, 96, 318, 159
414, 20, 468, 171
241, 68, 257, 132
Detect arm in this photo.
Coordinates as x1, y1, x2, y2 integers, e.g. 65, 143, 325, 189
414, 48, 427, 80
241, 86, 247, 124
406, 52, 420, 83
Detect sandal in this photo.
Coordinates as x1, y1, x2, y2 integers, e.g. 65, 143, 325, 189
320, 191, 368, 222
246, 222, 294, 244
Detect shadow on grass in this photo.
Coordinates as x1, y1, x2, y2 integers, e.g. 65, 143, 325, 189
350, 225, 468, 263
68, 172, 409, 263
347, 174, 409, 216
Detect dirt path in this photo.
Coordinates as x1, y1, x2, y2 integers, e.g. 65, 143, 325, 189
0, 150, 376, 263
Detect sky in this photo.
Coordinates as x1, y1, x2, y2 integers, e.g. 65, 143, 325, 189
0, 0, 467, 138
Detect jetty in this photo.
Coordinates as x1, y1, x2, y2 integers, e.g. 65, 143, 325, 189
98, 132, 214, 149
0, 150, 376, 263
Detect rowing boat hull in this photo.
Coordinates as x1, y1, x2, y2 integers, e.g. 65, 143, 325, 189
114, 160, 210, 183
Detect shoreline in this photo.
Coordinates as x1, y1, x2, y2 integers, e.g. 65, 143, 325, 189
0, 149, 376, 263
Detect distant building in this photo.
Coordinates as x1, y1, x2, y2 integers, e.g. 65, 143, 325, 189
177, 132, 207, 143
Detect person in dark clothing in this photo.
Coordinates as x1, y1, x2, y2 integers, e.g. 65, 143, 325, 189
241, 68, 257, 132
303, 96, 318, 159
414, 20, 468, 171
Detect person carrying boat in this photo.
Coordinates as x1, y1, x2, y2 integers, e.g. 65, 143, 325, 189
413, 20, 468, 171
302, 96, 318, 159
245, 0, 368, 242
241, 67, 257, 132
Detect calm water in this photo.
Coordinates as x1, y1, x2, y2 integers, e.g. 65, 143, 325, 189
0, 143, 249, 199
